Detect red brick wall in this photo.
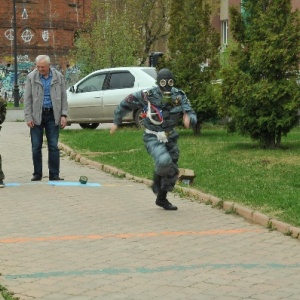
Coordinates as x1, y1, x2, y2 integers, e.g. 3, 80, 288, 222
0, 0, 91, 70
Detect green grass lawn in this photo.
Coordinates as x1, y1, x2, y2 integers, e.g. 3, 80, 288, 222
6, 102, 24, 109
59, 124, 300, 227
0, 285, 17, 300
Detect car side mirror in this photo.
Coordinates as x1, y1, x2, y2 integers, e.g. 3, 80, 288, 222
69, 86, 75, 93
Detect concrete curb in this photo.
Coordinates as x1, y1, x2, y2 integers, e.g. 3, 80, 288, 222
59, 142, 300, 240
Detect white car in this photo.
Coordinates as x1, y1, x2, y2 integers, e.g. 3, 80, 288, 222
66, 66, 157, 129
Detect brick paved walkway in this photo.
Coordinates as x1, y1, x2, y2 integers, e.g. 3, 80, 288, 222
1, 122, 300, 300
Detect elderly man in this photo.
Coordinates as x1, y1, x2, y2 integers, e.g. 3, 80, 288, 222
24, 55, 68, 181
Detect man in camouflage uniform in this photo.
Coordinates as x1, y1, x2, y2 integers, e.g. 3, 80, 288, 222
0, 96, 7, 187
110, 68, 197, 210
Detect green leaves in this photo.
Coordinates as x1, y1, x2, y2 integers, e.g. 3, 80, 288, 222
167, 0, 220, 128
72, 1, 140, 75
71, 0, 171, 75
221, 0, 300, 148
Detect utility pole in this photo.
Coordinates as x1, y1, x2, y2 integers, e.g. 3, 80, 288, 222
13, 0, 19, 107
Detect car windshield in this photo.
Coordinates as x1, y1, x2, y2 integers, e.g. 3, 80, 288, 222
141, 68, 157, 79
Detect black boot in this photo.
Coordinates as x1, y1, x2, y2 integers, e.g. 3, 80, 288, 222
151, 172, 161, 195
155, 190, 178, 210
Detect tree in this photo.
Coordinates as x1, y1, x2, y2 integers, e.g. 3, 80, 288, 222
220, 0, 300, 148
129, 0, 171, 65
70, 0, 171, 75
167, 0, 220, 134
71, 1, 140, 75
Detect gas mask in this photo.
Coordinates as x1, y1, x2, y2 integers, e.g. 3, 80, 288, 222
157, 68, 174, 103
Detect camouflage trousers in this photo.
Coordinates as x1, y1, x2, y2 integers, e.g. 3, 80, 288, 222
0, 154, 4, 180
143, 131, 179, 192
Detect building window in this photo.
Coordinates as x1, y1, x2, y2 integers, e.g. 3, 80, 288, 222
221, 20, 228, 46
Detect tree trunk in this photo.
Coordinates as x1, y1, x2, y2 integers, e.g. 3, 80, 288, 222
276, 130, 282, 147
264, 132, 276, 149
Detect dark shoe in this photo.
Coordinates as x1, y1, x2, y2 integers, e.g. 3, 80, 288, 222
31, 175, 42, 181
0, 180, 5, 188
49, 176, 64, 181
155, 199, 178, 210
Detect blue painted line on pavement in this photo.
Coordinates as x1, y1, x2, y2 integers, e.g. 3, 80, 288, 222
4, 182, 101, 187
48, 181, 101, 187
5, 183, 21, 187
5, 263, 300, 279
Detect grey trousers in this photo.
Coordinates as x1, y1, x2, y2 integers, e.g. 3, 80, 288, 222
0, 154, 4, 180
143, 132, 179, 192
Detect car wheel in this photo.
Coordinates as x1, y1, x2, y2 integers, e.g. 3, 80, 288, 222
79, 123, 100, 129
134, 108, 144, 129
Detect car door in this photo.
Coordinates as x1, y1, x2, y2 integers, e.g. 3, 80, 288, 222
68, 72, 106, 122
102, 71, 136, 122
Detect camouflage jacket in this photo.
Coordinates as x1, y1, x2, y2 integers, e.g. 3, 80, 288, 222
113, 86, 197, 133
0, 97, 7, 129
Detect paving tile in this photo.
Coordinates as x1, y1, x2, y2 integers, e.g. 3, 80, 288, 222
1, 122, 300, 300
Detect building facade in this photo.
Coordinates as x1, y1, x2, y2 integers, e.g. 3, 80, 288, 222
215, 0, 300, 48
0, 0, 91, 71
0, 0, 299, 85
